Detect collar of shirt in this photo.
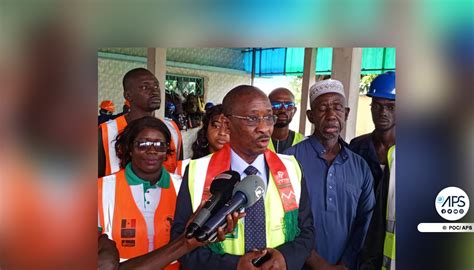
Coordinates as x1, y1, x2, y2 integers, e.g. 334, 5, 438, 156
308, 135, 349, 164
125, 163, 170, 191
230, 147, 267, 181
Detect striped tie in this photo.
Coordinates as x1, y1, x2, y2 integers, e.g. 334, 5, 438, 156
243, 165, 266, 252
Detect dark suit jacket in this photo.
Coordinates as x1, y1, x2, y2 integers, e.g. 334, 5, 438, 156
170, 161, 314, 270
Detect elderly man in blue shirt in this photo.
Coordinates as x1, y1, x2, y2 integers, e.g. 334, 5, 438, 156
284, 79, 375, 270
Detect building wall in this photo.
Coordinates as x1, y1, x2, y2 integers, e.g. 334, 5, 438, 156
355, 95, 375, 137
98, 58, 147, 112
99, 48, 244, 70
167, 48, 244, 70
100, 48, 147, 57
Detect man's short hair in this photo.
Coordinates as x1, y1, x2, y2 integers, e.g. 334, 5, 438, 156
222, 85, 266, 115
269, 87, 295, 101
122, 68, 151, 92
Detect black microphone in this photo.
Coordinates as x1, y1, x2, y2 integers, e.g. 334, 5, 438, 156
194, 175, 266, 242
185, 170, 240, 239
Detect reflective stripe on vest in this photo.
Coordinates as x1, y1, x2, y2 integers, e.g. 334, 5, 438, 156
382, 232, 395, 270
170, 172, 182, 194
383, 145, 396, 270
387, 146, 395, 171
101, 115, 127, 175
187, 154, 302, 255
161, 118, 183, 172
386, 146, 395, 227
98, 170, 180, 269
98, 174, 117, 236
293, 132, 306, 144
382, 252, 395, 270
176, 158, 191, 177
268, 131, 306, 152
101, 116, 182, 175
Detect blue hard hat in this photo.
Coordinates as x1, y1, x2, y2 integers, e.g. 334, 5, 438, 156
367, 71, 396, 100
166, 101, 176, 111
205, 102, 215, 110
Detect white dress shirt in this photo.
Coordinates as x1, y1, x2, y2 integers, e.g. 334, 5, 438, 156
230, 148, 268, 185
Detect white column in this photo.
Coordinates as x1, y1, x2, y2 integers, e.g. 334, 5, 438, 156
331, 48, 362, 142
299, 48, 317, 136
147, 48, 167, 118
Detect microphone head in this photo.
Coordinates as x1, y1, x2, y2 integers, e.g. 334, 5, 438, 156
210, 170, 240, 195
233, 175, 266, 208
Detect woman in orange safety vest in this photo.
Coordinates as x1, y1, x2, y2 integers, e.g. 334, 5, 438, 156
98, 116, 182, 270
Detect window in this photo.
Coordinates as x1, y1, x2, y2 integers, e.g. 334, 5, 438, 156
165, 74, 204, 96
164, 74, 205, 130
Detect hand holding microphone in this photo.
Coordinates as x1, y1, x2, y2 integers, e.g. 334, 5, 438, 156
184, 208, 244, 250
194, 175, 267, 242
185, 170, 240, 239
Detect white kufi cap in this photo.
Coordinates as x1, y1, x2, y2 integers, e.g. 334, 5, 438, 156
309, 79, 346, 104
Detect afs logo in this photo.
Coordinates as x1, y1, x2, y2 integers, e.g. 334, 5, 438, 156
435, 187, 469, 221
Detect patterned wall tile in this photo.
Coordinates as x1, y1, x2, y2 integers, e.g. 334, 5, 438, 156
167, 48, 244, 70
98, 58, 146, 113
99, 48, 244, 70
99, 48, 147, 57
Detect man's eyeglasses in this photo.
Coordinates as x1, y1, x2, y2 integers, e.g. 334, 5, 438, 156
271, 102, 296, 110
227, 114, 277, 127
134, 141, 168, 152
370, 102, 395, 112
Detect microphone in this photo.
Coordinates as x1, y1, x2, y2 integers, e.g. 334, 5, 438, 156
185, 170, 240, 239
194, 175, 266, 242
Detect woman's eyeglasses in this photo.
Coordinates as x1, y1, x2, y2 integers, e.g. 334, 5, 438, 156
271, 101, 295, 110
134, 141, 168, 152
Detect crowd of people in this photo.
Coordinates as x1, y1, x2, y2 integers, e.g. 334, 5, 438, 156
98, 68, 396, 270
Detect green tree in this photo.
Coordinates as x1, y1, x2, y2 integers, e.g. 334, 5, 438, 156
359, 74, 378, 94
288, 76, 302, 105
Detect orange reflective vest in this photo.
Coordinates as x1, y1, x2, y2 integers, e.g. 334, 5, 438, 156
100, 115, 182, 175
98, 169, 181, 269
